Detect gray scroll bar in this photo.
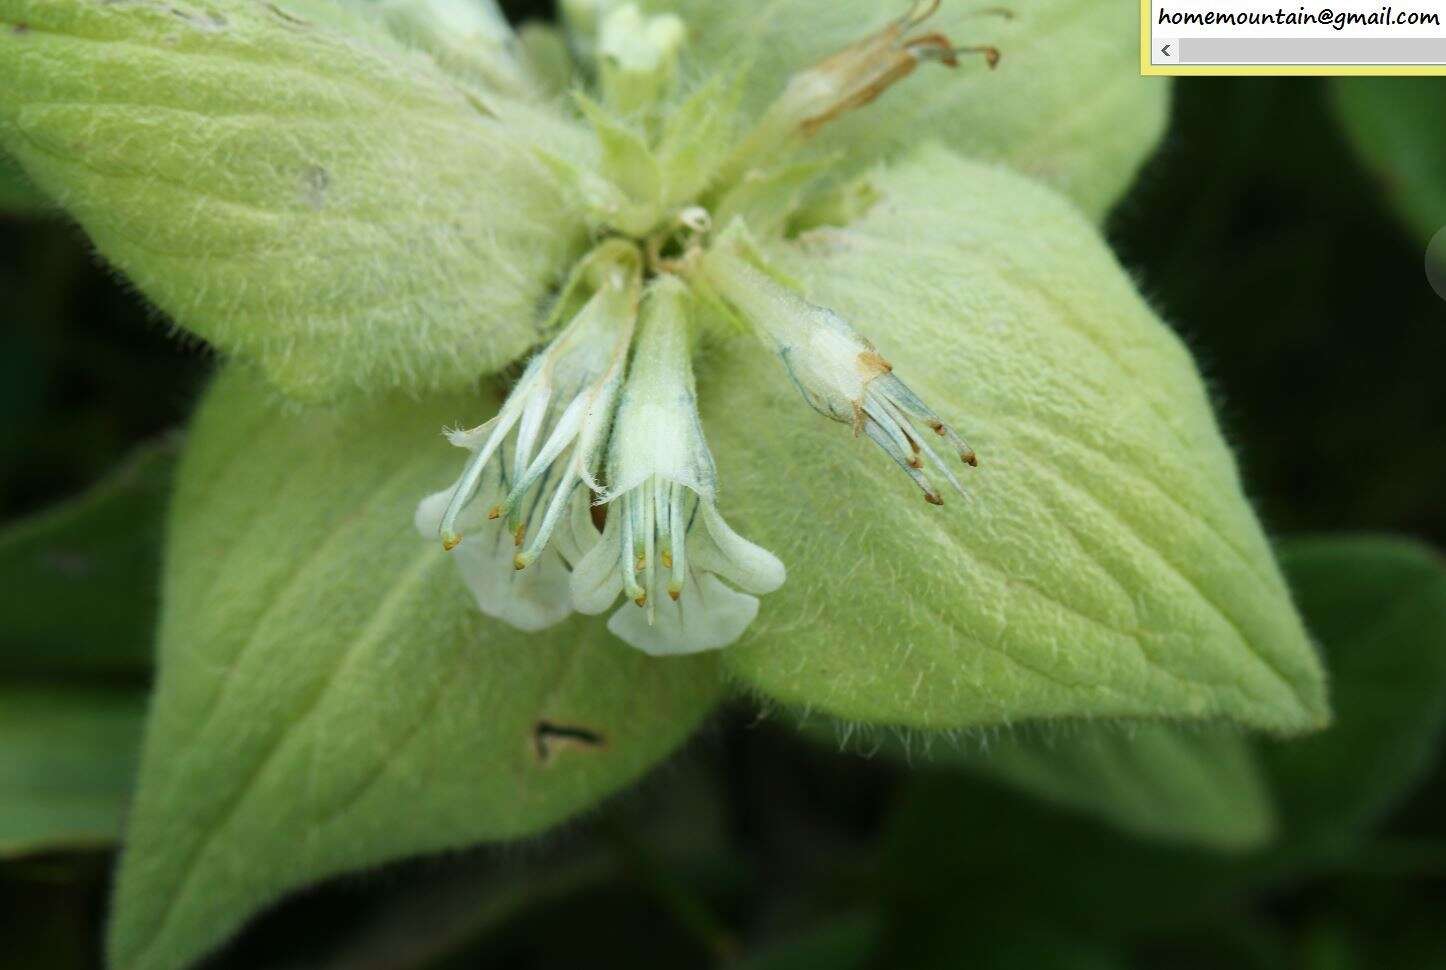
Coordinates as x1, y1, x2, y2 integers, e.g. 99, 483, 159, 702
1179, 37, 1446, 63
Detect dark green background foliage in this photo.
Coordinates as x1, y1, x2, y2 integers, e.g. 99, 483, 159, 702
3, 6, 1445, 964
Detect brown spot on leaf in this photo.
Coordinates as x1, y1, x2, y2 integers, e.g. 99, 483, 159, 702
265, 2, 311, 27
170, 7, 227, 31
534, 721, 606, 763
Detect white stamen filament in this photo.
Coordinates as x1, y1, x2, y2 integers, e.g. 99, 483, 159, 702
610, 477, 700, 622
864, 378, 971, 503
620, 489, 643, 605
437, 269, 637, 554
667, 482, 687, 600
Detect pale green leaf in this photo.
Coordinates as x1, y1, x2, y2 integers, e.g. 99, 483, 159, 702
0, 685, 146, 856
639, 0, 1170, 220
107, 368, 724, 970
0, 0, 588, 400
0, 438, 176, 675
704, 144, 1327, 733
1332, 78, 1446, 244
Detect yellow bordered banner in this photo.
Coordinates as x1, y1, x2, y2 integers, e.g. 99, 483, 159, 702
1141, 0, 1446, 75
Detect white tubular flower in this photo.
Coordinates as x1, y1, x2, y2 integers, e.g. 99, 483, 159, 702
571, 277, 785, 655
414, 265, 639, 632
700, 246, 976, 506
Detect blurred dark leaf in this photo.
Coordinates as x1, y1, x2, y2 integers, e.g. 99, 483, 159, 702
1136, 920, 1292, 970
0, 150, 50, 215
1112, 79, 1446, 546
728, 912, 879, 970
804, 719, 1274, 851
873, 533, 1446, 954
0, 685, 145, 856
253, 853, 620, 970
875, 769, 1249, 954
1266, 535, 1446, 857
0, 220, 206, 522
1332, 78, 1446, 244
953, 939, 1129, 970
0, 851, 113, 970
0, 437, 176, 674
966, 723, 1273, 851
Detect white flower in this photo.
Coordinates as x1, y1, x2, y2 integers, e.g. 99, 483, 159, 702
414, 479, 590, 632
699, 244, 976, 506
570, 277, 785, 655
414, 263, 638, 631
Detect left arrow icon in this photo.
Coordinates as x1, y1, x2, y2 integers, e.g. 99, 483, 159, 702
1161, 43, 1173, 56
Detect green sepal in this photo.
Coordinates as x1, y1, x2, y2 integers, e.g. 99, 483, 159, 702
573, 93, 665, 232
657, 73, 744, 206
714, 158, 835, 239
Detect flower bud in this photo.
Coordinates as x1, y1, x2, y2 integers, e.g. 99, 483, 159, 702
597, 4, 687, 117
